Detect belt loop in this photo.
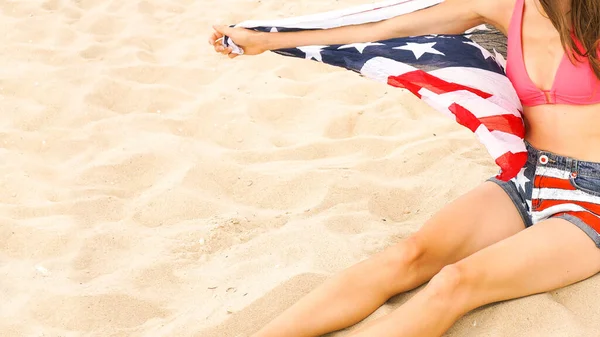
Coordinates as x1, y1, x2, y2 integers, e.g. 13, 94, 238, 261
570, 159, 579, 178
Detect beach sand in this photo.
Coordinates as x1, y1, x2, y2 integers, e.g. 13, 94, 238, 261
1, 0, 600, 336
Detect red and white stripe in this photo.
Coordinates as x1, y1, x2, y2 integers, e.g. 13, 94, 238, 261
361, 57, 527, 180
531, 166, 600, 232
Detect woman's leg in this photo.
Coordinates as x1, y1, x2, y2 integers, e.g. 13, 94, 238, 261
252, 182, 526, 337
349, 218, 600, 337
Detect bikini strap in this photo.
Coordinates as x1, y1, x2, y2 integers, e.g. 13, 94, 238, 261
508, 0, 525, 39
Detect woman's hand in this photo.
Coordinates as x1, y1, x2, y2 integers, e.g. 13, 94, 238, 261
208, 25, 268, 59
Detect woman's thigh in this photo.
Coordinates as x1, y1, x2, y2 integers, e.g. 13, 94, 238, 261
455, 217, 600, 310
406, 181, 526, 283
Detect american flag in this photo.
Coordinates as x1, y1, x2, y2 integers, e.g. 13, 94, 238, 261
224, 0, 528, 181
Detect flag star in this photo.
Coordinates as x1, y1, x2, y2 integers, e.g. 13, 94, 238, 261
514, 167, 530, 193
463, 41, 493, 59
298, 45, 328, 62
393, 42, 445, 60
338, 42, 384, 53
493, 48, 507, 70
269, 27, 279, 33
465, 24, 490, 34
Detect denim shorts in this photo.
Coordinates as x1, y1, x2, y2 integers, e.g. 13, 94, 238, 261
488, 142, 600, 248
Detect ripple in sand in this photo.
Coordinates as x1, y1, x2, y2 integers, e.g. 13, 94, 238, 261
31, 294, 169, 331
70, 233, 132, 282
132, 188, 225, 228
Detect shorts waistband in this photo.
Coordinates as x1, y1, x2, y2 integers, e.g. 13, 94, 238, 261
525, 141, 600, 178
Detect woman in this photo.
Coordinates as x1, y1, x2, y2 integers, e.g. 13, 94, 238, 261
208, 0, 600, 336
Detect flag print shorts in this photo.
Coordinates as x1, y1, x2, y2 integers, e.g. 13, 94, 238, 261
488, 142, 600, 248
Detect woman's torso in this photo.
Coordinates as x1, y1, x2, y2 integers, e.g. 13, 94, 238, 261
490, 0, 600, 161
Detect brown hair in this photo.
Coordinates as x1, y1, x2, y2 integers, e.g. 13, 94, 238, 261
538, 0, 600, 80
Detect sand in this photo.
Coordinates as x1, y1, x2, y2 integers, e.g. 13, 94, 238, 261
1, 0, 600, 336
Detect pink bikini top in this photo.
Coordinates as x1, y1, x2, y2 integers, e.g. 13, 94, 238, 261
506, 0, 600, 106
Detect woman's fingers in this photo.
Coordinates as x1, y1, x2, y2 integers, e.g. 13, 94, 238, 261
214, 44, 233, 55
209, 25, 242, 58
208, 32, 223, 45
222, 47, 232, 55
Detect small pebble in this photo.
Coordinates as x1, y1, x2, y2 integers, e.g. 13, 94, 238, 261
208, 286, 218, 290
35, 265, 50, 276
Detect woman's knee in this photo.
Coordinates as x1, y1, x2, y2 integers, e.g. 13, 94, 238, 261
429, 264, 464, 293
386, 236, 425, 269
425, 263, 475, 311
377, 236, 427, 293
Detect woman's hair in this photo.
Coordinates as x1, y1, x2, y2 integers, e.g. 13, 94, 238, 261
539, 0, 600, 80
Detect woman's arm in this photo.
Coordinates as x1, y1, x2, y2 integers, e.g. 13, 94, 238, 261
209, 0, 501, 58
264, 0, 489, 49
